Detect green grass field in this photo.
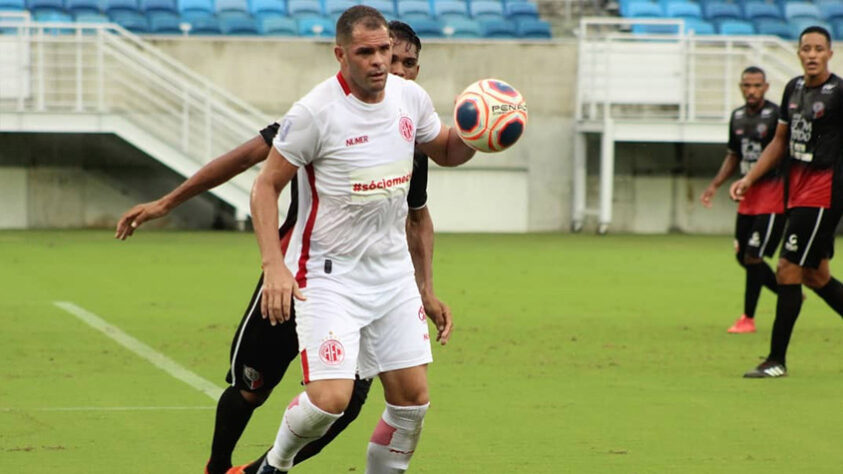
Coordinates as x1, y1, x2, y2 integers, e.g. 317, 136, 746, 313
1, 231, 841, 473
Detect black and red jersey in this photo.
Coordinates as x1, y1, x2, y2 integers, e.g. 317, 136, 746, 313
780, 74, 843, 209
728, 101, 784, 215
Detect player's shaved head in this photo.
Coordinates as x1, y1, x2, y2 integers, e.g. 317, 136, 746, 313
336, 5, 387, 46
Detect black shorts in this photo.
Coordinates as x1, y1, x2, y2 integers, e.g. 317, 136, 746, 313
780, 207, 843, 269
225, 274, 301, 392
735, 212, 786, 260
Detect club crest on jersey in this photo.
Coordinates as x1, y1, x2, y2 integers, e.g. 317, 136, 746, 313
242, 366, 264, 390
757, 123, 768, 137
748, 232, 761, 248
812, 102, 825, 119
319, 337, 344, 365
785, 234, 798, 252
399, 116, 414, 142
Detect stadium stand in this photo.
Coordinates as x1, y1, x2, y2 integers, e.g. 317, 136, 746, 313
480, 18, 516, 37
67, 0, 100, 15
297, 14, 333, 36
407, 16, 444, 36
471, 1, 504, 21
398, 0, 433, 21
257, 14, 296, 34
147, 10, 181, 31
443, 16, 481, 37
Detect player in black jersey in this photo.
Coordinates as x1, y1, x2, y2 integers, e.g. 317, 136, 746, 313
114, 22, 450, 474
731, 26, 843, 378
701, 67, 784, 334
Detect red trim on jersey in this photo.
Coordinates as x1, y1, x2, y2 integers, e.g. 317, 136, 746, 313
336, 71, 351, 95
739, 177, 785, 215
295, 164, 318, 288
280, 226, 293, 255
788, 162, 833, 209
301, 349, 310, 384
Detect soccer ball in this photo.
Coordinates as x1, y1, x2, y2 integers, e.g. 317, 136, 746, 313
453, 79, 528, 153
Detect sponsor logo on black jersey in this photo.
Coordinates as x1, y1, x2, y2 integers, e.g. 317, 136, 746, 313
822, 83, 836, 95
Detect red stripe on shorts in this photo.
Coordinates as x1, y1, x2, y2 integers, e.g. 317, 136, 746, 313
295, 163, 318, 288
301, 349, 310, 384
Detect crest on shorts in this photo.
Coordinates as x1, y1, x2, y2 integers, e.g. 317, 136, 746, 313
399, 116, 414, 142
748, 232, 761, 248
319, 337, 345, 365
242, 366, 264, 390
813, 101, 825, 119
785, 234, 798, 252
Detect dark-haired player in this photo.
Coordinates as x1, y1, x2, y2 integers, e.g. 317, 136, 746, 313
731, 26, 843, 378
114, 20, 449, 474
701, 66, 783, 333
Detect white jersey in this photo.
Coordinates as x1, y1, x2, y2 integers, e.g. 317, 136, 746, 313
274, 72, 441, 290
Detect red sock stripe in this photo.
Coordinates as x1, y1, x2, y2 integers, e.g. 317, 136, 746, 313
295, 163, 318, 288
369, 417, 397, 446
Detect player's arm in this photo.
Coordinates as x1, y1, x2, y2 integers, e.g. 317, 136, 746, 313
406, 205, 452, 345
416, 125, 476, 167
700, 152, 740, 208
115, 135, 270, 239
730, 122, 789, 200
251, 147, 304, 325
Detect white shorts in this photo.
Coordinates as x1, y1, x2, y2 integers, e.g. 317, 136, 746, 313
295, 276, 433, 382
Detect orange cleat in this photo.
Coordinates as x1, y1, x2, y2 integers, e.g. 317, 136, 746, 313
727, 314, 756, 333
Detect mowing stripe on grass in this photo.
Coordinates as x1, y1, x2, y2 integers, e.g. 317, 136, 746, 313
1, 406, 214, 412
53, 301, 223, 401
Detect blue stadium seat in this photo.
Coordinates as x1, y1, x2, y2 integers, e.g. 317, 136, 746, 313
819, 2, 843, 22
104, 0, 140, 14
140, 0, 177, 13
362, 0, 395, 18
220, 14, 258, 34
66, 0, 100, 15
250, 0, 285, 20
288, 0, 323, 18
784, 2, 821, 22
397, 0, 432, 20
407, 17, 443, 37
258, 15, 296, 34
743, 2, 782, 22
479, 18, 515, 38
0, 0, 25, 11
703, 2, 741, 23
434, 0, 468, 21
442, 17, 480, 37
147, 10, 182, 31
505, 1, 539, 22
297, 15, 334, 36
832, 19, 843, 40
789, 18, 831, 39
75, 11, 108, 21
754, 18, 792, 38
216, 0, 248, 15
26, 0, 63, 14
33, 9, 75, 32
470, 1, 503, 21
179, 0, 213, 20
666, 2, 701, 19
683, 18, 715, 35
718, 19, 754, 35
325, 0, 356, 16
109, 10, 149, 31
515, 17, 550, 38
625, 1, 662, 18
187, 15, 221, 33
631, 23, 679, 34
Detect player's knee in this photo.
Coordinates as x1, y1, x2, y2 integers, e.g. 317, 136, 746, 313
744, 255, 762, 266
803, 270, 829, 289
240, 388, 272, 407
306, 388, 352, 415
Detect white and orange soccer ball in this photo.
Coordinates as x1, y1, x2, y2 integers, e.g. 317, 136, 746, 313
453, 78, 528, 153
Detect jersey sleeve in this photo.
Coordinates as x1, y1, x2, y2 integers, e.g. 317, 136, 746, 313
407, 149, 429, 209
411, 83, 442, 145
272, 103, 319, 167
778, 79, 795, 124
726, 113, 739, 155
259, 122, 280, 146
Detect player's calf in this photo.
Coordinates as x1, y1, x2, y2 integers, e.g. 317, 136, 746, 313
265, 392, 343, 471
367, 402, 429, 474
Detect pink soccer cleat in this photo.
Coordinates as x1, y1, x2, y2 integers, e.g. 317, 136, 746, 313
727, 315, 756, 333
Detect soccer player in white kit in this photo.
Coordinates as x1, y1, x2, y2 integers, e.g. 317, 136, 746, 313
250, 6, 476, 473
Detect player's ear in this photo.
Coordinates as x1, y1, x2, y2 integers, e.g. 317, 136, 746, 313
334, 45, 345, 64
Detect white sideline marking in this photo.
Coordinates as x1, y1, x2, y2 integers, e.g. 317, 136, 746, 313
2, 406, 214, 412
53, 301, 223, 401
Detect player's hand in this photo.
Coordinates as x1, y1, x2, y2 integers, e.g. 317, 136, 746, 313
729, 178, 750, 201
114, 200, 170, 240
261, 262, 306, 325
699, 185, 717, 208
422, 293, 453, 345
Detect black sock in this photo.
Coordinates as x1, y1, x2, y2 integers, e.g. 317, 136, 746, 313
812, 277, 843, 318
208, 386, 258, 474
293, 378, 373, 465
744, 263, 765, 318
768, 284, 803, 365
758, 262, 779, 294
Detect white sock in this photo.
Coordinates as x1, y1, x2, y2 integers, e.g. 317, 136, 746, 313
366, 403, 430, 474
265, 392, 342, 470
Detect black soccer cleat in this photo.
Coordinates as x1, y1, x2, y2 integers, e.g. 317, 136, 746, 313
743, 360, 787, 378
255, 458, 287, 474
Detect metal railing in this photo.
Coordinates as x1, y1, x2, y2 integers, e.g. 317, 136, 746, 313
576, 17, 802, 123
0, 12, 271, 206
